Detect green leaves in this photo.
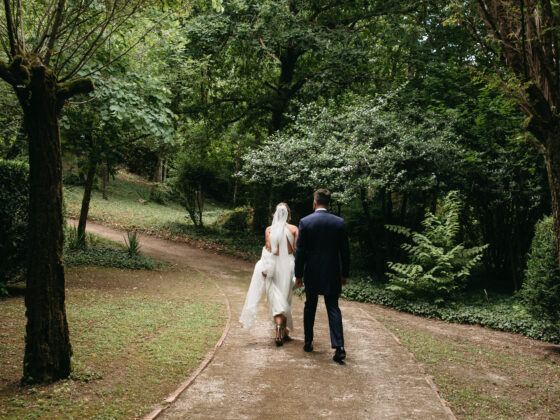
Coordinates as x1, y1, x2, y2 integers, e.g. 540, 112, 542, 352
386, 191, 488, 301
519, 216, 560, 323
242, 96, 467, 204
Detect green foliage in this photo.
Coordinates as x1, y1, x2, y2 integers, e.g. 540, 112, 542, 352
62, 171, 86, 187
216, 207, 252, 232
0, 159, 29, 293
342, 278, 560, 343
0, 84, 24, 160
170, 152, 216, 227
63, 245, 158, 270
242, 98, 467, 204
149, 184, 172, 205
386, 191, 488, 302
520, 216, 560, 323
65, 226, 87, 251
124, 231, 141, 256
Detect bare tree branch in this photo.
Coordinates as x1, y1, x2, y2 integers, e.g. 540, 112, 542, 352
258, 36, 281, 63
44, 0, 67, 66
3, 0, 17, 56
16, 0, 24, 52
70, 9, 172, 81
33, 0, 58, 54
56, 1, 120, 78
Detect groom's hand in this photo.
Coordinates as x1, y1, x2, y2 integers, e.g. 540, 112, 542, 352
341, 277, 348, 286
295, 277, 304, 288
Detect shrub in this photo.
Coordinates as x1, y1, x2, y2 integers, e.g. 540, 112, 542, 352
170, 153, 215, 227
0, 159, 29, 293
64, 246, 158, 270
216, 207, 253, 232
520, 216, 560, 323
386, 191, 488, 303
62, 171, 85, 186
149, 183, 170, 204
342, 278, 560, 343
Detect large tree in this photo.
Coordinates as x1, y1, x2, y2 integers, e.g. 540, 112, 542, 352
451, 0, 560, 268
0, 0, 148, 384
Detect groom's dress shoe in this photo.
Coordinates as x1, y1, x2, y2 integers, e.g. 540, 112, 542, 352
303, 342, 313, 352
333, 347, 346, 363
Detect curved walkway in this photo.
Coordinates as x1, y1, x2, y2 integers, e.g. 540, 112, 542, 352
81, 221, 455, 419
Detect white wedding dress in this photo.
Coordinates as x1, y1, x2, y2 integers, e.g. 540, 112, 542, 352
239, 205, 295, 330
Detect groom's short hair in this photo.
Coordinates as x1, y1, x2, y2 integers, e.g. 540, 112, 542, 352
314, 189, 331, 206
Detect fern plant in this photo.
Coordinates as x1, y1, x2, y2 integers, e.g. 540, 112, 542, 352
386, 191, 488, 303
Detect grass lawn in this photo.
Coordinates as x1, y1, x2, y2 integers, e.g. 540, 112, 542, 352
64, 170, 224, 231
0, 266, 226, 419
368, 305, 560, 419
64, 170, 261, 260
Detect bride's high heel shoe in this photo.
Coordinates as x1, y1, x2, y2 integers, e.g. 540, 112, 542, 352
275, 325, 284, 346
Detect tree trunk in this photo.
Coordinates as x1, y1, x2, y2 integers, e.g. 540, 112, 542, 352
252, 185, 270, 231
360, 189, 377, 254
544, 133, 560, 269
163, 159, 168, 183
102, 162, 108, 200
20, 65, 71, 384
155, 154, 163, 183
233, 140, 242, 205
399, 193, 408, 223
77, 159, 97, 243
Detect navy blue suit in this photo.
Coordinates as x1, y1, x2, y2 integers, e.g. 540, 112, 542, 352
295, 209, 350, 348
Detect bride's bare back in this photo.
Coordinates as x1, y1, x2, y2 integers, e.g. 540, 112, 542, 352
265, 224, 299, 255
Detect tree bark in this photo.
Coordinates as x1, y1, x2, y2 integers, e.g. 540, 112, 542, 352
252, 185, 270, 231
77, 159, 97, 243
544, 132, 560, 268
102, 162, 108, 200
20, 64, 71, 384
360, 189, 377, 254
155, 154, 163, 183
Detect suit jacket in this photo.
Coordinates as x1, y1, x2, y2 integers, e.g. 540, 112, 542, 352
294, 209, 350, 296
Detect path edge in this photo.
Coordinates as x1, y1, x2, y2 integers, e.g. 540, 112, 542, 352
143, 271, 232, 420
358, 307, 457, 420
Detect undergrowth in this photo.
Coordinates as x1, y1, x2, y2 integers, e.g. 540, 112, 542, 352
342, 278, 560, 343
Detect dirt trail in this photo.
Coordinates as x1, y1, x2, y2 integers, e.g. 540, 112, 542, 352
80, 221, 454, 419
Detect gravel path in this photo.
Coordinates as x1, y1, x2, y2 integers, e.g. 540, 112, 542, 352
80, 221, 454, 419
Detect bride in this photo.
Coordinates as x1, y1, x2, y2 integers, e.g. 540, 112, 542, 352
239, 203, 298, 346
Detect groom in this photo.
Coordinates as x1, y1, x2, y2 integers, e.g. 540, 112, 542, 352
295, 189, 350, 363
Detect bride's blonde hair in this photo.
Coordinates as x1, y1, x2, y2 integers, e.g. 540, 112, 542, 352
276, 202, 291, 222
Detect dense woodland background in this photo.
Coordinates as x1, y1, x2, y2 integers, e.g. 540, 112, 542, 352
1, 0, 560, 385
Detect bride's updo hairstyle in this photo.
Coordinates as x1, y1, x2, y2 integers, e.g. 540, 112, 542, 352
276, 202, 291, 222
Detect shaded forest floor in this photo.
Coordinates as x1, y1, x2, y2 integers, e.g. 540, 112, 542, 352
0, 266, 225, 419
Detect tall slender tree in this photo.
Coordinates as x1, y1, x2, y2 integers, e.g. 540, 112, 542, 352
0, 0, 149, 384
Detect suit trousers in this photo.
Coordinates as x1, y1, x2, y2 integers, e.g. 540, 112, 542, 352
304, 291, 344, 348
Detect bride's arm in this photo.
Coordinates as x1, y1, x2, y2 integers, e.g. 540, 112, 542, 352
265, 226, 271, 252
